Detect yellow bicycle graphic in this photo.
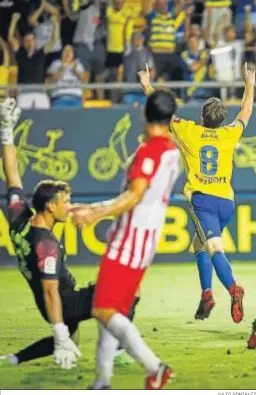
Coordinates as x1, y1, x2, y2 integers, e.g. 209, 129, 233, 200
234, 136, 256, 172
89, 113, 144, 181
0, 119, 79, 181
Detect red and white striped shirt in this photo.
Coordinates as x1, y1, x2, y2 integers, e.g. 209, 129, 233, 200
106, 136, 180, 269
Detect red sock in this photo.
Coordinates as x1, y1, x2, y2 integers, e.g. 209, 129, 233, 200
229, 283, 236, 295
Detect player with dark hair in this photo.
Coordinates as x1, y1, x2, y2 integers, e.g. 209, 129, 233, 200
138, 63, 255, 323
0, 98, 140, 369
71, 89, 181, 390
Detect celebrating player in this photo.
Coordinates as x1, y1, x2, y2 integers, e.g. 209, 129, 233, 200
138, 62, 255, 323
71, 90, 181, 390
0, 98, 140, 369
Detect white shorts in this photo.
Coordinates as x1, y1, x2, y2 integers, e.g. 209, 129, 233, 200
17, 92, 50, 109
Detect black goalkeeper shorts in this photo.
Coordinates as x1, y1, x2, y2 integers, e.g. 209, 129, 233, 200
61, 283, 95, 324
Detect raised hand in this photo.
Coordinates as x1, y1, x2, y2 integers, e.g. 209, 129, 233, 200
12, 13, 21, 22
137, 62, 151, 89
243, 62, 255, 86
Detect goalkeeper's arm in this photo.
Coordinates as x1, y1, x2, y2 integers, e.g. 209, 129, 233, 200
40, 257, 81, 367
0, 98, 22, 189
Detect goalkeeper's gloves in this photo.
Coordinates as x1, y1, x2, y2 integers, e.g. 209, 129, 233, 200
0, 98, 21, 145
53, 323, 82, 370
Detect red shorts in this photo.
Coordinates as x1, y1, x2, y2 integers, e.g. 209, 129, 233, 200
93, 255, 146, 316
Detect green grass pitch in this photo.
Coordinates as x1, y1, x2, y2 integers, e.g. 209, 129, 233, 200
0, 263, 256, 390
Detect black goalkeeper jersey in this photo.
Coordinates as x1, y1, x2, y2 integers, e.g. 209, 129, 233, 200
7, 187, 76, 321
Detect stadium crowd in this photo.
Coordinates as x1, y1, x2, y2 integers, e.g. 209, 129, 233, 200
0, 0, 255, 108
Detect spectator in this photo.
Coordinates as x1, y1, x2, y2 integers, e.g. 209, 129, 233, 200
169, 0, 185, 41
69, 0, 90, 13
73, 0, 106, 99
235, 1, 256, 38
244, 27, 256, 65
45, 44, 87, 108
0, 37, 10, 98
146, 0, 192, 85
122, 0, 145, 35
61, 0, 78, 46
28, 0, 62, 68
244, 5, 256, 65
13, 0, 35, 37
216, 25, 244, 80
141, 0, 155, 16
189, 23, 205, 50
0, 0, 14, 40
0, 36, 10, 69
202, 0, 232, 45
206, 8, 229, 48
123, 31, 155, 106
105, 0, 134, 88
211, 25, 243, 99
168, 0, 193, 42
8, 12, 59, 109
181, 35, 211, 101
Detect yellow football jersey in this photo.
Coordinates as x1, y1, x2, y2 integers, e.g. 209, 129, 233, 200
170, 118, 244, 200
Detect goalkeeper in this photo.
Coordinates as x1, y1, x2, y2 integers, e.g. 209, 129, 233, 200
0, 98, 139, 369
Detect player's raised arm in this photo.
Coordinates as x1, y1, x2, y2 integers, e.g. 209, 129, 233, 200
138, 63, 155, 96
235, 63, 255, 129
0, 98, 22, 189
137, 64, 184, 132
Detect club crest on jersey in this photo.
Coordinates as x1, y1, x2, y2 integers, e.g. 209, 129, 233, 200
43, 257, 57, 274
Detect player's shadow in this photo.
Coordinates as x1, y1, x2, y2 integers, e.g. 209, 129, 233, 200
198, 329, 247, 338
198, 329, 224, 335
19, 359, 142, 390
20, 364, 94, 389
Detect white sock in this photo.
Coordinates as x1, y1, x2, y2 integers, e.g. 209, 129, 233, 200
107, 313, 160, 375
92, 323, 119, 389
8, 354, 18, 365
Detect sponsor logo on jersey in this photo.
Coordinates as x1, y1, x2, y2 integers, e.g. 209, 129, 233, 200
195, 174, 227, 184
